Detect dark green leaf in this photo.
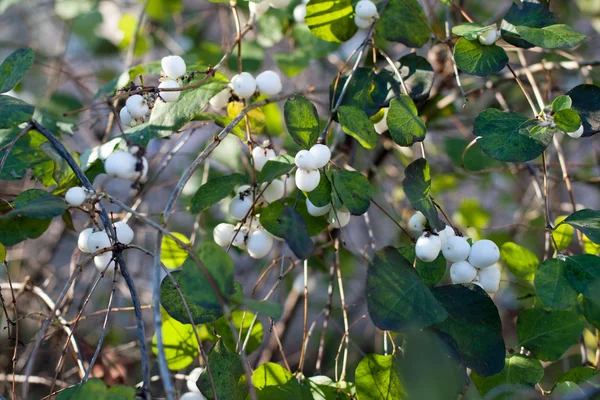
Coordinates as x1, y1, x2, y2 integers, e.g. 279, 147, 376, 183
453, 38, 508, 77
517, 308, 584, 361
366, 247, 448, 332
57, 379, 107, 400
281, 206, 314, 259
452, 23, 492, 41
534, 258, 578, 310
284, 95, 320, 149
190, 173, 246, 214
581, 296, 600, 331
554, 108, 582, 133
474, 108, 551, 162
105, 385, 136, 400
565, 254, 600, 302
397, 53, 435, 101
402, 158, 444, 231
553, 382, 585, 397
515, 24, 586, 49
330, 68, 397, 117
332, 170, 372, 216
377, 0, 430, 48
306, 172, 332, 207
355, 354, 406, 400
397, 245, 446, 287
551, 95, 572, 112
500, 242, 538, 280
259, 155, 295, 183
500, 2, 556, 49
0, 95, 34, 128
432, 284, 506, 376
561, 209, 600, 244
151, 309, 198, 370
337, 105, 377, 149
305, 0, 357, 43
0, 48, 34, 93
12, 189, 68, 218
260, 199, 328, 238
387, 95, 426, 147
471, 354, 544, 396
198, 340, 248, 400
566, 84, 600, 137
555, 366, 600, 387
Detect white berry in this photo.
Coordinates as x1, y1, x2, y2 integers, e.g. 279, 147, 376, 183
231, 225, 247, 247
295, 150, 317, 170
249, 0, 270, 15
374, 108, 388, 134
306, 198, 331, 217
114, 221, 134, 244
408, 212, 426, 233
261, 179, 285, 203
450, 260, 477, 284
567, 124, 584, 138
309, 144, 331, 168
214, 223, 235, 247
186, 367, 205, 393
231, 72, 256, 99
161, 55, 187, 79
125, 95, 149, 119
65, 187, 87, 207
209, 88, 231, 109
119, 107, 133, 126
229, 196, 253, 220
355, 0, 377, 19
105, 151, 136, 179
436, 224, 455, 248
158, 79, 181, 102
295, 168, 320, 192
252, 147, 276, 171
269, 0, 291, 9
87, 231, 112, 252
354, 15, 372, 29
247, 230, 274, 259
478, 29, 499, 46
468, 239, 500, 268
255, 70, 282, 96
94, 253, 115, 272
293, 4, 306, 22
77, 228, 94, 253
180, 391, 208, 400
415, 233, 441, 262
442, 236, 471, 263
477, 265, 501, 293
328, 207, 351, 228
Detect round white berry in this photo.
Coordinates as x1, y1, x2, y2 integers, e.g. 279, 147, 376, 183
249, 0, 271, 15
309, 144, 331, 168
158, 79, 181, 102
186, 367, 204, 393
450, 260, 477, 284
408, 212, 427, 233
415, 234, 441, 262
567, 124, 584, 138
214, 223, 235, 247
247, 230, 274, 259
105, 151, 137, 180
295, 150, 317, 170
229, 196, 253, 220
355, 0, 378, 19
442, 236, 471, 263
114, 221, 134, 244
261, 179, 285, 203
94, 252, 116, 272
119, 107, 133, 126
436, 224, 455, 248
478, 29, 499, 46
255, 70, 282, 96
77, 228, 94, 253
306, 198, 331, 217
65, 187, 87, 207
269, 0, 291, 9
161, 55, 187, 79
231, 226, 247, 247
295, 168, 320, 192
209, 88, 231, 109
478, 265, 501, 293
252, 147, 276, 171
87, 231, 112, 252
125, 95, 149, 119
468, 239, 500, 268
231, 72, 256, 99
374, 108, 388, 134
293, 4, 306, 22
354, 15, 372, 29
180, 391, 208, 400
328, 207, 351, 228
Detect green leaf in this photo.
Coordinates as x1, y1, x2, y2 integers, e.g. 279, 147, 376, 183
474, 108, 551, 162
337, 106, 377, 149
284, 96, 320, 149
214, 310, 263, 354
554, 215, 574, 251
377, 0, 430, 48
105, 385, 136, 400
160, 232, 189, 269
0, 95, 34, 129
151, 309, 198, 370
554, 108, 582, 133
534, 258, 578, 310
553, 381, 585, 397
259, 155, 295, 183
515, 24, 586, 49
516, 308, 584, 361
252, 362, 312, 399
397, 53, 435, 101
237, 298, 283, 320
555, 366, 600, 387
432, 284, 506, 376
198, 340, 248, 400
387, 95, 426, 147
366, 247, 448, 332
453, 38, 508, 76
0, 243, 5, 261
57, 379, 107, 399
452, 23, 492, 41
565, 254, 600, 303
581, 296, 600, 331
355, 354, 406, 400
402, 158, 444, 231
331, 170, 372, 216
330, 68, 397, 117
566, 84, 600, 137
561, 209, 600, 244
500, 242, 538, 280
551, 95, 572, 112
397, 245, 446, 287
0, 48, 34, 93
260, 198, 328, 238
190, 173, 246, 214
500, 1, 556, 49
306, 173, 332, 207
305, 0, 357, 43
146, 0, 183, 20
471, 354, 544, 396
280, 206, 315, 260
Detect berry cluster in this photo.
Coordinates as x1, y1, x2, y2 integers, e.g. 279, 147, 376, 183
77, 221, 134, 272
409, 212, 501, 294
293, 144, 330, 192
209, 70, 282, 109
354, 0, 378, 29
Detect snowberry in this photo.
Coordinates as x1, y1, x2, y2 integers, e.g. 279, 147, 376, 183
306, 198, 331, 217
87, 231, 112, 252
180, 391, 208, 400
478, 29, 499, 46
477, 265, 501, 293
247, 230, 274, 259
295, 168, 320, 192
229, 196, 253, 220
436, 224, 455, 248
567, 124, 584, 138
158, 79, 181, 102
295, 150, 317, 170
247, 216, 262, 232
187, 367, 204, 393
231, 72, 256, 99
249, 0, 271, 15
468, 239, 500, 268
293, 4, 306, 22
354, 15, 372, 29
408, 212, 427, 233
114, 221, 134, 244
374, 108, 388, 134
255, 70, 282, 96
231, 226, 247, 247
309, 144, 331, 168
94, 253, 115, 272
125, 95, 148, 119
252, 147, 276, 171
209, 88, 231, 109
119, 107, 133, 126
415, 233, 441, 262
328, 207, 351, 228
261, 179, 285, 203
77, 228, 94, 253
161, 55, 187, 79
269, 0, 291, 9
442, 236, 471, 263
214, 223, 235, 247
65, 187, 87, 207
137, 157, 149, 182
355, 0, 378, 19
450, 260, 477, 284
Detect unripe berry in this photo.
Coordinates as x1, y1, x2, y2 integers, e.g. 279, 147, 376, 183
408, 212, 426, 233
478, 29, 499, 46
231, 72, 256, 99
77, 228, 94, 253
247, 230, 274, 259
354, 15, 372, 29
65, 187, 87, 207
94, 253, 115, 272
161, 55, 187, 79
355, 0, 378, 19
125, 95, 149, 119
306, 198, 331, 217
209, 88, 231, 109
214, 223, 235, 247
269, 0, 291, 9
309, 144, 331, 168
442, 236, 471, 263
328, 206, 351, 228
450, 260, 477, 284
87, 231, 112, 252
114, 221, 134, 244
252, 147, 276, 171
261, 179, 285, 203
567, 124, 584, 138
119, 107, 133, 126
295, 150, 317, 170
295, 168, 320, 192
293, 4, 306, 22
158, 79, 181, 102
229, 196, 253, 220
255, 70, 282, 96
468, 239, 500, 268
249, 0, 270, 15
415, 233, 441, 262
477, 265, 501, 293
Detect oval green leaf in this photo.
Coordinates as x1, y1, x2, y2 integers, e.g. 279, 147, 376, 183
454, 38, 508, 76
